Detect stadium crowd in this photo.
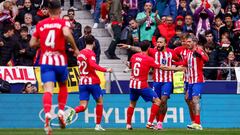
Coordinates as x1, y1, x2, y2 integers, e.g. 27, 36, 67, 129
0, 0, 240, 80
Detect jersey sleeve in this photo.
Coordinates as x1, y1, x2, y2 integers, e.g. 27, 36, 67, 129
169, 49, 179, 61
88, 55, 107, 72
148, 48, 155, 57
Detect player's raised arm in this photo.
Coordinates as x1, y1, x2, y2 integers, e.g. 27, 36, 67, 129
62, 26, 79, 56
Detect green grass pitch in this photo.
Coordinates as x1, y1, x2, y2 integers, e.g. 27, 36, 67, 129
0, 128, 240, 135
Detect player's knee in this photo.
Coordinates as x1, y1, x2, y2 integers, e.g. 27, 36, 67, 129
153, 98, 161, 106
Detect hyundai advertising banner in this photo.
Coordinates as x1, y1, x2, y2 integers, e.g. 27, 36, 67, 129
0, 94, 239, 128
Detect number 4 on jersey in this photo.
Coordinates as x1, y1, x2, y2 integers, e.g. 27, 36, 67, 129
45, 30, 55, 48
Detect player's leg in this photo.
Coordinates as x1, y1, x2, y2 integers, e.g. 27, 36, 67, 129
41, 65, 56, 135
56, 66, 69, 129
141, 88, 161, 129
188, 83, 203, 130
126, 88, 139, 130
91, 84, 105, 131
66, 85, 89, 124
184, 82, 195, 124
152, 82, 161, 123
156, 82, 172, 130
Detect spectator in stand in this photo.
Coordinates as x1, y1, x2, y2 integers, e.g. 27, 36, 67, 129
152, 16, 175, 46
204, 42, 218, 80
120, 18, 139, 62
205, 30, 217, 48
22, 13, 35, 35
136, 2, 160, 43
22, 82, 37, 94
178, 0, 192, 17
104, 0, 122, 59
211, 15, 225, 43
77, 26, 101, 64
217, 33, 234, 64
220, 51, 239, 80
219, 13, 235, 40
15, 26, 36, 66
122, 0, 139, 28
0, 25, 18, 66
34, 5, 49, 24
0, 0, 14, 30
92, 0, 103, 28
194, 1, 215, 38
229, 3, 239, 22
190, 0, 221, 16
162, 0, 177, 20
67, 8, 82, 40
183, 14, 196, 34
168, 26, 183, 49
13, 21, 21, 40
175, 15, 185, 28
232, 20, 240, 61
61, 0, 78, 10
16, 0, 37, 24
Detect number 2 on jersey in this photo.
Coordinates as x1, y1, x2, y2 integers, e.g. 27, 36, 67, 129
78, 61, 89, 75
133, 62, 140, 76
45, 30, 55, 48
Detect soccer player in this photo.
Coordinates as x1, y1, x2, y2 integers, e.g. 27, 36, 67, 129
147, 37, 179, 130
176, 34, 209, 130
126, 40, 163, 130
174, 34, 195, 127
30, 0, 80, 135
66, 35, 112, 131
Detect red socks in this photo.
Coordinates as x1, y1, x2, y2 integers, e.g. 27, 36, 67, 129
43, 92, 52, 113
190, 110, 195, 122
127, 106, 134, 125
75, 105, 85, 113
96, 104, 103, 124
195, 115, 200, 124
159, 112, 166, 122
58, 82, 68, 110
148, 104, 159, 123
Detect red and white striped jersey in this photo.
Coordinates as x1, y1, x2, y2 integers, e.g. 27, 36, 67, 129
183, 49, 208, 84
130, 52, 162, 89
78, 49, 107, 85
174, 46, 190, 82
148, 48, 178, 82
33, 17, 71, 66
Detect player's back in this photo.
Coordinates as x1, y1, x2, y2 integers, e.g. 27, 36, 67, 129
34, 17, 69, 66
130, 52, 159, 89
78, 49, 101, 85
174, 46, 189, 60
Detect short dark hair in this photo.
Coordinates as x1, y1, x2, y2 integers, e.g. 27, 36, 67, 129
47, 0, 61, 9
67, 8, 75, 14
139, 40, 150, 51
3, 24, 14, 33
224, 13, 233, 19
205, 30, 213, 36
85, 35, 95, 45
20, 26, 28, 33
84, 26, 92, 35
175, 26, 183, 31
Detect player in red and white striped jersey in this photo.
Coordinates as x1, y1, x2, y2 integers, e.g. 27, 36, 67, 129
148, 37, 179, 130
30, 1, 79, 134
127, 41, 163, 130
66, 35, 112, 131
177, 34, 209, 130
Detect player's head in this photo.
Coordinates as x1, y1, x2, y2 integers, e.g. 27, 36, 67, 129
156, 37, 166, 51
85, 35, 95, 46
47, 0, 61, 16
139, 40, 150, 52
186, 33, 198, 50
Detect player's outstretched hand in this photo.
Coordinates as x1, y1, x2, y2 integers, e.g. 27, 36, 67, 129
74, 49, 80, 57
117, 43, 130, 49
107, 68, 113, 73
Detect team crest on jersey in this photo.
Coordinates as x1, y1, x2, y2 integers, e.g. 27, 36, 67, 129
162, 59, 166, 65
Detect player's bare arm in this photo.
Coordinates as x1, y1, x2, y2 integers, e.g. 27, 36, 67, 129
117, 43, 142, 52
62, 26, 80, 56
29, 36, 40, 49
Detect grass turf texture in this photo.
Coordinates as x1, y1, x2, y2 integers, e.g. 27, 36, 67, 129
0, 129, 239, 135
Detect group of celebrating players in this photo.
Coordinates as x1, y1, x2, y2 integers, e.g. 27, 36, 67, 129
29, 0, 209, 135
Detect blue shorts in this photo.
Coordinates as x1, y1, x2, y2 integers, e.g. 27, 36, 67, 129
187, 83, 204, 100
130, 88, 158, 102
184, 82, 189, 93
152, 82, 173, 98
79, 84, 103, 101
41, 65, 68, 83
